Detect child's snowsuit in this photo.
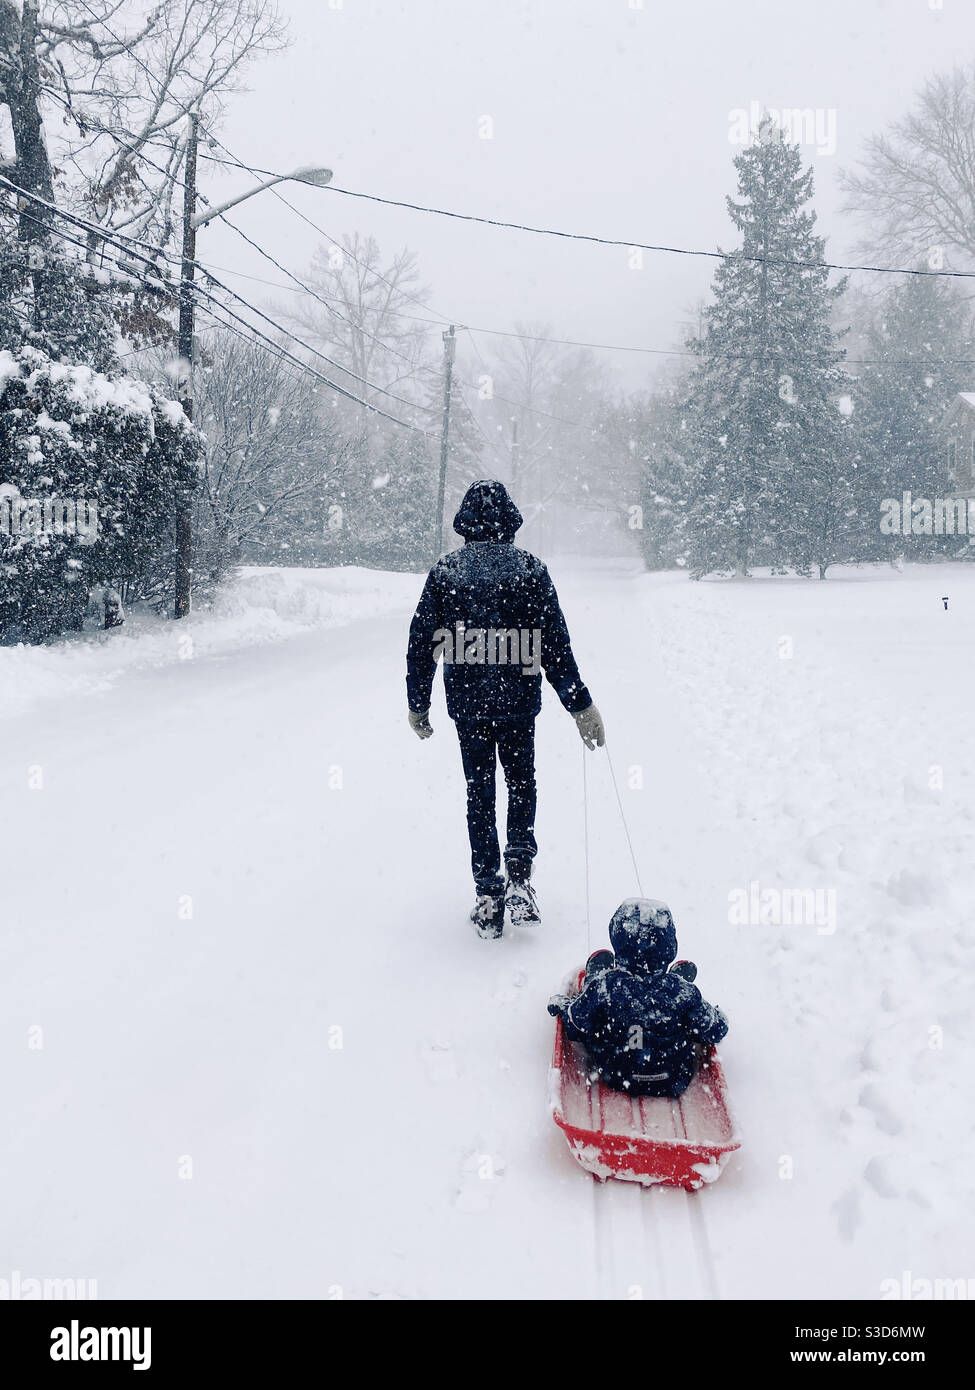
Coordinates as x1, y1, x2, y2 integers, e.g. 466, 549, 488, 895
554, 899, 729, 1098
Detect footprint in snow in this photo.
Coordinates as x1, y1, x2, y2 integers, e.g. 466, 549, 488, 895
795, 1001, 824, 1025
493, 967, 529, 1004
419, 1040, 458, 1085
831, 1186, 861, 1241
886, 868, 940, 908
858, 1084, 903, 1136
452, 1148, 506, 1214
863, 1156, 899, 1199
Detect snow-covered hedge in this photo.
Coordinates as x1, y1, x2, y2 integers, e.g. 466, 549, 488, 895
0, 346, 201, 641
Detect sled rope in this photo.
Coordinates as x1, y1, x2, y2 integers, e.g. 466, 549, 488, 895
581, 740, 646, 948
604, 742, 646, 897
582, 743, 592, 949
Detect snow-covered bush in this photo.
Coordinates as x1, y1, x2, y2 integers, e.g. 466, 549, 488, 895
0, 345, 200, 641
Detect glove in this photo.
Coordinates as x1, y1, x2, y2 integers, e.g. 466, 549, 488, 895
408, 709, 433, 740
670, 959, 698, 983
547, 994, 570, 1018
573, 702, 605, 750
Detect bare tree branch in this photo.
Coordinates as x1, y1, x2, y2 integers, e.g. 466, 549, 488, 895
839, 63, 975, 269
276, 233, 438, 424
21, 0, 289, 253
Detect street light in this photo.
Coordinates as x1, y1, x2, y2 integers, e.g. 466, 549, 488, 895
174, 114, 332, 618
190, 165, 333, 229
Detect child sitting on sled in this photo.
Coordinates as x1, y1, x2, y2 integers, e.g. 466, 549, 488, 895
547, 898, 729, 1098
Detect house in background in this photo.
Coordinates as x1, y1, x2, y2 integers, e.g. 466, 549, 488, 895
941, 393, 975, 492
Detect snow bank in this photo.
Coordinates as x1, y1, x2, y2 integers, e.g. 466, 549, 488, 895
0, 564, 421, 722
624, 559, 975, 1290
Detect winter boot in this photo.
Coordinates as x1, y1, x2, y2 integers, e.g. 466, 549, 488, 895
471, 893, 505, 939
505, 868, 540, 926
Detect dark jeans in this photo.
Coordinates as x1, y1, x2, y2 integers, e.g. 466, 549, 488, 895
455, 716, 537, 897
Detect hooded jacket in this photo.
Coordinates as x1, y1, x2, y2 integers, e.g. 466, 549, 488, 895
562, 899, 729, 1097
406, 480, 592, 721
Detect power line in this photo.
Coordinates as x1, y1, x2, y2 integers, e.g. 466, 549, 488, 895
6, 206, 179, 309
28, 13, 638, 500
48, 28, 975, 361
45, 65, 444, 345
192, 259, 435, 426
12, 190, 975, 457
206, 203, 596, 432
34, 105, 434, 397
0, 174, 431, 433
40, 7, 975, 295
461, 327, 600, 432
269, 184, 455, 322
193, 207, 438, 412
191, 137, 456, 379
316, 185, 975, 282
115, 124, 441, 379
203, 142, 456, 323
19, 51, 975, 383
453, 379, 504, 457
212, 204, 442, 388
166, 260, 434, 436
188, 260, 975, 369
0, 173, 184, 279
10, 173, 975, 381
80, 117, 447, 390
191, 150, 975, 283
2, 173, 418, 418
190, 293, 416, 427
157, 273, 436, 437
191, 208, 596, 432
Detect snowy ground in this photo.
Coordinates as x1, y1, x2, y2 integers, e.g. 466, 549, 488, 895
1, 559, 972, 1299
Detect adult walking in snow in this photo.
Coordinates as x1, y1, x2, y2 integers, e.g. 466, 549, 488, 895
406, 480, 604, 937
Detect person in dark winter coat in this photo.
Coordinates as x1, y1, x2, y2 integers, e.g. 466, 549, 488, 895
547, 899, 729, 1097
406, 480, 604, 937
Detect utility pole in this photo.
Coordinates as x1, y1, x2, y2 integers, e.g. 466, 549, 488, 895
174, 112, 199, 619
169, 132, 330, 617
511, 417, 519, 488
433, 325, 456, 559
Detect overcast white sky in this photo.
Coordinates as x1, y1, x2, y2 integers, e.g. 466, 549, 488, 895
197, 0, 974, 391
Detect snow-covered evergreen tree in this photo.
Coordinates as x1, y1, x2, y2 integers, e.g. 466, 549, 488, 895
590, 385, 689, 569
682, 119, 848, 576
851, 274, 974, 560
361, 430, 438, 570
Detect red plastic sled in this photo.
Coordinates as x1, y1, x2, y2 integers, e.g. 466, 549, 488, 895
550, 971, 741, 1190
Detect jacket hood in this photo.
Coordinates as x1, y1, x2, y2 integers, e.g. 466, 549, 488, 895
453, 480, 523, 543
608, 898, 677, 972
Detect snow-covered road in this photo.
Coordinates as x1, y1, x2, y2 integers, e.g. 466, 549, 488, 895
2, 560, 972, 1299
